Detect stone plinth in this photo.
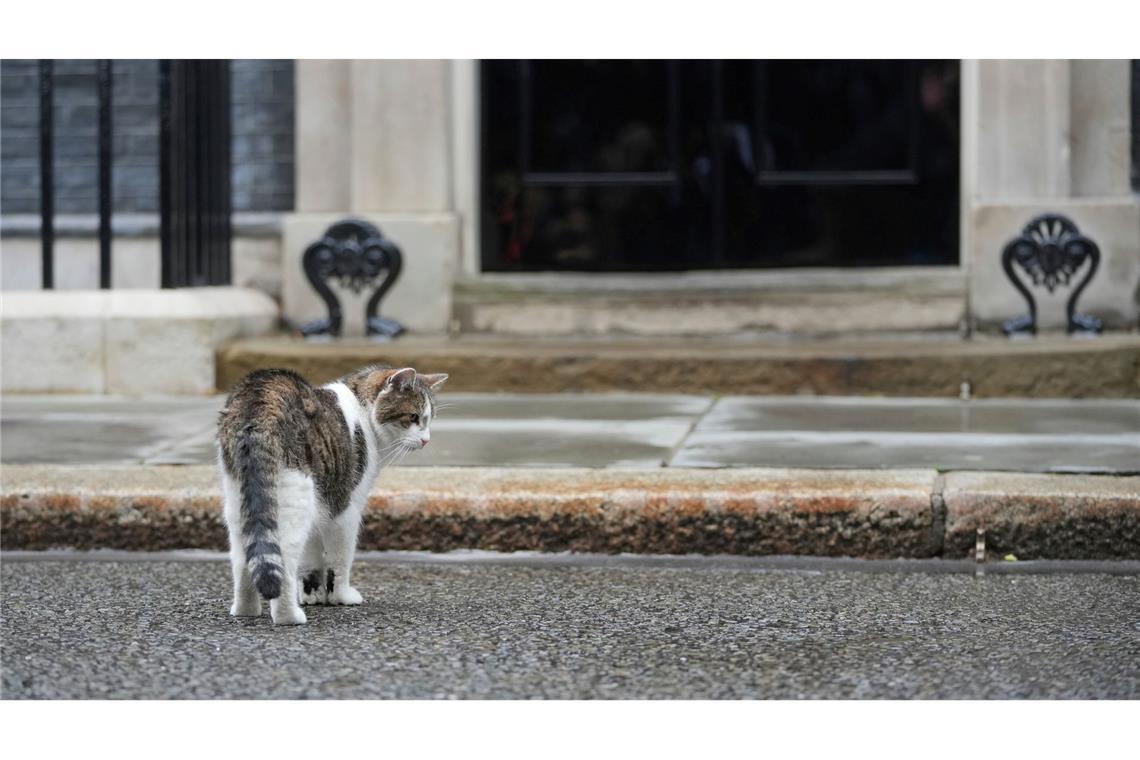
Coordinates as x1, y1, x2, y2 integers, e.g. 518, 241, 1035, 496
281, 213, 458, 335
1, 287, 278, 394
969, 200, 1140, 331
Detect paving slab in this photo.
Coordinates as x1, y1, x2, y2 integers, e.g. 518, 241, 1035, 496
696, 396, 1140, 435
3, 393, 1137, 472
0, 393, 710, 469
672, 396, 1140, 472
0, 395, 222, 465
416, 393, 710, 468
4, 554, 1139, 698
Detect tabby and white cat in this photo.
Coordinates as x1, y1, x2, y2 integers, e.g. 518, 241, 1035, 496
216, 365, 446, 625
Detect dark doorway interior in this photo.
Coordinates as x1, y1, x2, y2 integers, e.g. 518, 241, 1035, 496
481, 60, 960, 272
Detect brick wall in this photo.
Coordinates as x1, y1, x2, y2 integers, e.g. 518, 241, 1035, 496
0, 59, 294, 215
231, 60, 295, 211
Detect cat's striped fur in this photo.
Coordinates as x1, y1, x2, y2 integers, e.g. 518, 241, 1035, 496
217, 365, 446, 625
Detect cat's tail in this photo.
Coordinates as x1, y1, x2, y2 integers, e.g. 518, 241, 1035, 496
236, 423, 284, 600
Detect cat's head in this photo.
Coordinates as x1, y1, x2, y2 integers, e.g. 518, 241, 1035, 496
364, 367, 448, 449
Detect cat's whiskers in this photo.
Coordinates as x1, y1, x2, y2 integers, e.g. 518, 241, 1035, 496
376, 438, 405, 456
391, 443, 414, 467
379, 440, 414, 468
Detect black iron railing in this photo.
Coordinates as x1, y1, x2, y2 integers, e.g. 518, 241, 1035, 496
159, 60, 232, 288
97, 59, 112, 289
38, 60, 54, 288
35, 59, 232, 289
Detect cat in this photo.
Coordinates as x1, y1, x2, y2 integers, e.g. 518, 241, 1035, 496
216, 365, 447, 625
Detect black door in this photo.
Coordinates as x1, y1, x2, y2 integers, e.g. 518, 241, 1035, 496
481, 60, 960, 272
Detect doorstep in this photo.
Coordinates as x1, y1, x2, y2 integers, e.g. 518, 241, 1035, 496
216, 333, 1140, 397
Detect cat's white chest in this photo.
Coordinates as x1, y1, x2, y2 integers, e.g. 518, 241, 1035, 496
351, 430, 383, 513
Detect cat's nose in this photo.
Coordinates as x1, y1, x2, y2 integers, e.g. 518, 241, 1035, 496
419, 435, 430, 447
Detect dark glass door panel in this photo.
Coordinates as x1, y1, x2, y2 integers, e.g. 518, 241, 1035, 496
745, 60, 916, 175
481, 60, 959, 272
526, 60, 675, 176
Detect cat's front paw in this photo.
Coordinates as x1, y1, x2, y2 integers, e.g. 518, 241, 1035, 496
230, 599, 261, 617
328, 586, 364, 606
271, 604, 308, 626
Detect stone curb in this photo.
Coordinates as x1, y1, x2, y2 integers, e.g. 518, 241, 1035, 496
1, 465, 1138, 559
943, 472, 1140, 559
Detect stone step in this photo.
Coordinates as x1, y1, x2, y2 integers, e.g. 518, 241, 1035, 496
451, 267, 966, 336
216, 333, 1140, 397
2, 464, 1137, 559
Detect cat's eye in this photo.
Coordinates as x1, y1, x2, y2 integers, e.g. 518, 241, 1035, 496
409, 414, 420, 426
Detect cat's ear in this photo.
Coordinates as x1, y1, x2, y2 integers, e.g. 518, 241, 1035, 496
419, 373, 448, 391
382, 367, 417, 394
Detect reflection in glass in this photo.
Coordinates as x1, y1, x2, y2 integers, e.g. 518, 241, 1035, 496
482, 60, 960, 272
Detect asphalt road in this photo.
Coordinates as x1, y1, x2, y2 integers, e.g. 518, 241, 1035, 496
3, 553, 1138, 699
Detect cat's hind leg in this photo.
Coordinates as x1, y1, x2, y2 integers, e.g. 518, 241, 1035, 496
222, 470, 261, 617
268, 469, 316, 625
229, 543, 262, 617
299, 526, 327, 606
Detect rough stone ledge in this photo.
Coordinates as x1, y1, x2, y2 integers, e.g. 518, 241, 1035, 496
942, 471, 1140, 560
216, 334, 1140, 398
1, 465, 936, 558
4, 466, 1137, 558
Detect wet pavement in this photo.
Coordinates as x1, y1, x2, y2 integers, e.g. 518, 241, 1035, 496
2, 552, 1138, 699
2, 393, 1138, 471
670, 396, 1140, 472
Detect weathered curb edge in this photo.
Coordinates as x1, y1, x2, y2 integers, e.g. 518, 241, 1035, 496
2, 465, 1138, 559
0, 465, 937, 557
942, 471, 1140, 559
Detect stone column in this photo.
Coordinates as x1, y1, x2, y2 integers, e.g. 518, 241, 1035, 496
974, 60, 1071, 200
965, 59, 1139, 331
349, 60, 451, 212
1070, 60, 1134, 198
284, 60, 459, 335
295, 60, 352, 213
